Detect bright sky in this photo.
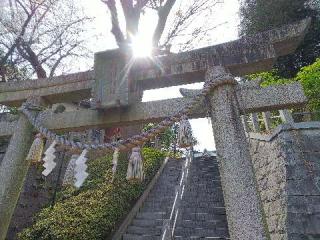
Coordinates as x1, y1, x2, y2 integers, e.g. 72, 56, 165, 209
79, 0, 240, 151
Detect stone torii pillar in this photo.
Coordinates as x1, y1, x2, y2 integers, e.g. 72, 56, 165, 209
207, 66, 269, 240
0, 97, 43, 240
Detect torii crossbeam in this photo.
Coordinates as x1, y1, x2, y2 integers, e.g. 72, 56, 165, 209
0, 19, 310, 240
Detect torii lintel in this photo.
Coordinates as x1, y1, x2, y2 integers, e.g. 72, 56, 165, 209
0, 18, 310, 108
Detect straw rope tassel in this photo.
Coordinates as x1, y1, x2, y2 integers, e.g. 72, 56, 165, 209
74, 149, 89, 188
177, 115, 193, 148
126, 147, 144, 181
26, 133, 44, 164
42, 141, 57, 176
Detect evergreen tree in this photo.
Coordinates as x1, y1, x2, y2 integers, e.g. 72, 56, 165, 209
240, 0, 320, 77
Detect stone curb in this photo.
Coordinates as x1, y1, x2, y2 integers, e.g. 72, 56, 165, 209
249, 121, 320, 142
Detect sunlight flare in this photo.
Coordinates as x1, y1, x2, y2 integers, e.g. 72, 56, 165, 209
131, 34, 153, 58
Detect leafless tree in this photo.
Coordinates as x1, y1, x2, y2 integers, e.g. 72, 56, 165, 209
101, 0, 224, 52
0, 0, 92, 81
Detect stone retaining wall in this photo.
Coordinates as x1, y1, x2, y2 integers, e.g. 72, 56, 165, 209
250, 122, 320, 240
0, 138, 8, 164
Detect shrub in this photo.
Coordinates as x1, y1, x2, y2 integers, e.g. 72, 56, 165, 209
248, 59, 320, 119
18, 148, 166, 240
296, 58, 320, 114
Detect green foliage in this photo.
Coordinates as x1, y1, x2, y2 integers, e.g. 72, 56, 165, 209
143, 123, 176, 150
296, 59, 320, 114
18, 148, 166, 240
240, 0, 320, 77
249, 59, 320, 118
248, 70, 294, 87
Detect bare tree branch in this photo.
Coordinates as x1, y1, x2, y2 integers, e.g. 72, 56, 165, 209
101, 0, 125, 46
49, 44, 78, 77
120, 0, 140, 41
152, 0, 176, 47
0, 3, 34, 65
135, 0, 149, 10
17, 42, 47, 78
0, 0, 91, 80
159, 0, 224, 51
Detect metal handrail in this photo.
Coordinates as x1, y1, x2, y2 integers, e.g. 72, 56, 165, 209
161, 149, 193, 240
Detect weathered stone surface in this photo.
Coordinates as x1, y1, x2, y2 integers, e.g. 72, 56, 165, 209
94, 49, 143, 109
0, 97, 46, 239
0, 121, 17, 137
250, 122, 320, 240
262, 111, 272, 131
0, 138, 9, 165
133, 18, 310, 89
208, 67, 268, 240
0, 19, 309, 107
0, 81, 307, 137
251, 113, 261, 132
238, 83, 307, 113
0, 113, 35, 239
0, 71, 94, 107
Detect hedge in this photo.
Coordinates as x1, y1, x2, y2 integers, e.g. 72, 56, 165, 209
18, 147, 166, 240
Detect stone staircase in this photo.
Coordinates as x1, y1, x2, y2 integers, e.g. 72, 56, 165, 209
122, 156, 229, 240
123, 158, 183, 240
174, 156, 229, 239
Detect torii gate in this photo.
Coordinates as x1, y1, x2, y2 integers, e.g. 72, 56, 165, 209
0, 19, 310, 239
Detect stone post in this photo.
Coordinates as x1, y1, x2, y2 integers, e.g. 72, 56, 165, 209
94, 49, 142, 109
262, 112, 272, 131
0, 97, 42, 240
279, 109, 294, 124
207, 66, 268, 240
251, 113, 260, 132
241, 115, 250, 134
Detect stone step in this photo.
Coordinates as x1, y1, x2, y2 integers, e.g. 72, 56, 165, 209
190, 165, 218, 169
184, 186, 223, 191
178, 219, 228, 229
189, 173, 221, 181
183, 188, 224, 194
189, 168, 220, 172
178, 207, 227, 215
155, 176, 180, 181
131, 219, 164, 227
145, 196, 175, 203
182, 196, 224, 202
143, 199, 173, 205
186, 175, 220, 179
148, 192, 177, 198
142, 205, 172, 212
173, 226, 229, 238
187, 179, 222, 184
143, 200, 174, 208
182, 191, 224, 196
127, 226, 162, 235
148, 190, 177, 195
174, 236, 229, 240
178, 213, 227, 222
136, 212, 167, 220
121, 157, 229, 239
191, 162, 218, 166
123, 233, 161, 240
182, 202, 225, 208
